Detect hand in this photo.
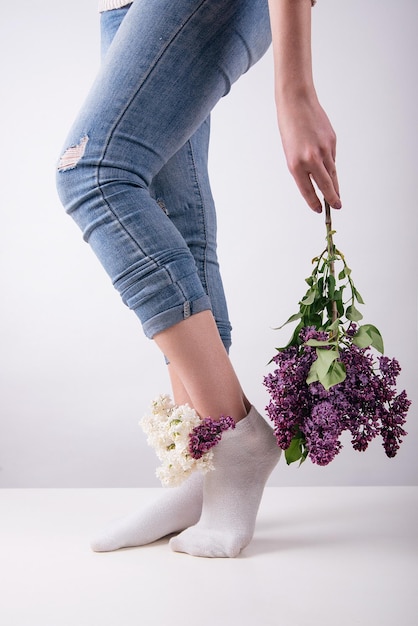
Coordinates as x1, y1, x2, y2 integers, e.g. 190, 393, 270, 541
277, 92, 341, 213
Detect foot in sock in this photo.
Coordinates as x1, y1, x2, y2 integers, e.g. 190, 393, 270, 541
169, 406, 281, 558
91, 471, 203, 552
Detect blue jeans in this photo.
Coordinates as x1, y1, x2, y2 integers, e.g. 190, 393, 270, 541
56, 0, 271, 350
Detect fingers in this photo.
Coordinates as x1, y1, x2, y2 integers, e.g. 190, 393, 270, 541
323, 155, 340, 199
290, 156, 341, 214
311, 158, 341, 210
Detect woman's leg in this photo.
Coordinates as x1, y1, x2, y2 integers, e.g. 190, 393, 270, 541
91, 6, 205, 552
57, 0, 279, 557
93, 6, 228, 552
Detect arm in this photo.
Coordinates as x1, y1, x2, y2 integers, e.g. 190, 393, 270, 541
268, 0, 341, 213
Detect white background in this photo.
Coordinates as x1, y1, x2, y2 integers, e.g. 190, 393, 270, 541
1, 0, 417, 487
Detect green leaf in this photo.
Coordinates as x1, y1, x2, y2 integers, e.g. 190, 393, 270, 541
328, 275, 336, 299
367, 325, 384, 354
352, 325, 373, 349
338, 268, 346, 280
304, 313, 323, 329
328, 318, 341, 333
289, 320, 304, 345
353, 323, 384, 354
306, 348, 346, 390
321, 361, 346, 390
334, 287, 345, 302
306, 364, 319, 384
314, 347, 339, 378
305, 338, 335, 347
284, 437, 304, 465
300, 290, 316, 306
363, 324, 385, 354
306, 347, 339, 385
299, 448, 309, 465
276, 320, 304, 351
353, 287, 365, 305
346, 304, 363, 322
311, 295, 327, 314
274, 312, 301, 330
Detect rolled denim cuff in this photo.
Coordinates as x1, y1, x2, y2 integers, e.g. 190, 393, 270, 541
140, 294, 212, 339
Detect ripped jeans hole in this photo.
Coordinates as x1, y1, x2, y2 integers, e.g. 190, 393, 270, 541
57, 135, 89, 172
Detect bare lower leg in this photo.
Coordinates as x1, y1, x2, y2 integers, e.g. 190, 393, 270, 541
168, 365, 192, 407
154, 310, 249, 422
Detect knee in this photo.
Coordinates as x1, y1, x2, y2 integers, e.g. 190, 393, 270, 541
57, 135, 89, 175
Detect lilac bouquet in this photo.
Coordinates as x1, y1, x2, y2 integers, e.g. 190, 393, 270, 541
264, 203, 410, 466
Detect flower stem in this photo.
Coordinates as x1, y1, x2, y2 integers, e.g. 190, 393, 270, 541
325, 201, 338, 330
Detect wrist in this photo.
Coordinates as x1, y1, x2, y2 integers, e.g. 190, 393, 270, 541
275, 82, 317, 109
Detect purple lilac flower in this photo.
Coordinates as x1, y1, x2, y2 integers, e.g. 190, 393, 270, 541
380, 390, 410, 457
304, 401, 343, 465
264, 326, 409, 466
189, 415, 235, 460
378, 356, 401, 387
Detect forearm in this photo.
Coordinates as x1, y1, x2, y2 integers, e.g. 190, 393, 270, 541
267, 1, 341, 212
268, 0, 316, 105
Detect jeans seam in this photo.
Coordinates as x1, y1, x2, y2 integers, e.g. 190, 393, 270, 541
187, 137, 209, 297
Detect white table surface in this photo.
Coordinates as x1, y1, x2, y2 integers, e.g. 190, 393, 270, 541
1, 487, 417, 626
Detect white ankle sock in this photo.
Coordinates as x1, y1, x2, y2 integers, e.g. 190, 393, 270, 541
169, 407, 281, 558
90, 471, 203, 552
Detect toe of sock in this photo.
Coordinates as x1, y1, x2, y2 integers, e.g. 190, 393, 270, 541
90, 534, 120, 552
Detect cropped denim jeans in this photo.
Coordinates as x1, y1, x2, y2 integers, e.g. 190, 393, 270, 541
56, 0, 271, 350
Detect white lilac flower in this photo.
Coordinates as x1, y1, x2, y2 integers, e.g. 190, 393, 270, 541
140, 395, 216, 487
